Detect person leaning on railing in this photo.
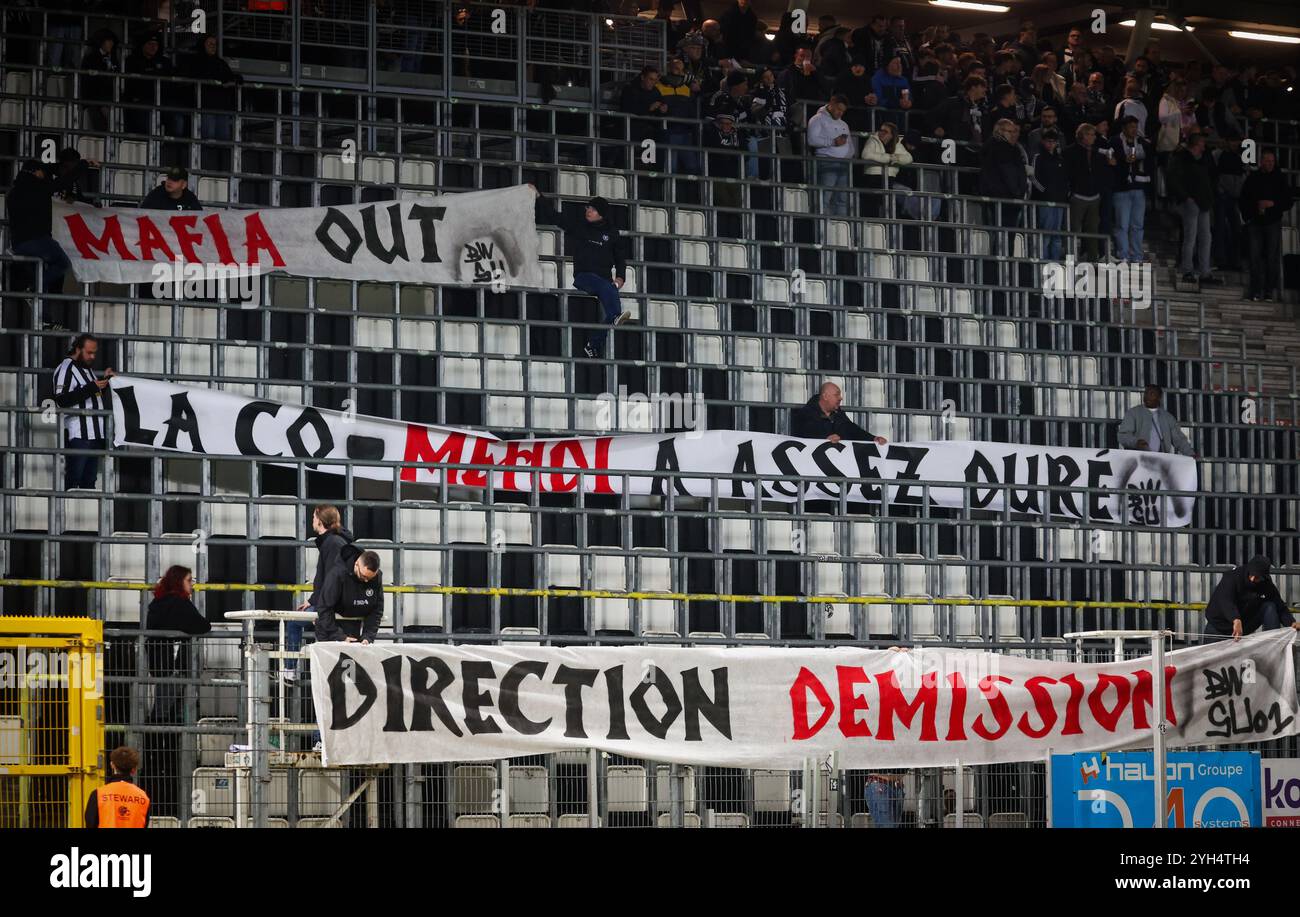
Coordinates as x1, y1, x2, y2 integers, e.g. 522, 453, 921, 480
791, 381, 888, 446
1203, 556, 1298, 641
314, 546, 384, 645
146, 565, 211, 725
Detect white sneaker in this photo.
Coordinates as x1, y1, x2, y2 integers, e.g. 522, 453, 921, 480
280, 669, 297, 684
614, 310, 633, 326
312, 741, 323, 753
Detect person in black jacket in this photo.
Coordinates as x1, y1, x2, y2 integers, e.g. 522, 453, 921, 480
6, 160, 70, 293
929, 76, 986, 194
532, 187, 630, 359
146, 565, 210, 724
78, 28, 120, 132
184, 33, 242, 141
140, 166, 203, 211
1166, 133, 1217, 284
123, 31, 173, 136
620, 65, 668, 151
1063, 123, 1105, 261
979, 118, 1027, 221
53, 147, 100, 207
717, 0, 760, 67
851, 16, 894, 77
930, 75, 987, 144
1239, 150, 1296, 301
1108, 116, 1154, 262
1031, 129, 1068, 260
1204, 556, 1297, 639
790, 382, 888, 444
287, 505, 355, 681
315, 546, 384, 644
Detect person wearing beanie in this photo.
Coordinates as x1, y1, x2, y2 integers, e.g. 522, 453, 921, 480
1204, 555, 1297, 640
531, 187, 630, 359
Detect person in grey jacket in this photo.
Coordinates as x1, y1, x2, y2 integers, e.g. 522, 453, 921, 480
1117, 384, 1195, 457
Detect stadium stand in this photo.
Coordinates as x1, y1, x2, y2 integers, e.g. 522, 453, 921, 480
0, 0, 1298, 829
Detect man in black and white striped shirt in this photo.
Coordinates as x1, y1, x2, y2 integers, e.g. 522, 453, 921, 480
52, 333, 114, 489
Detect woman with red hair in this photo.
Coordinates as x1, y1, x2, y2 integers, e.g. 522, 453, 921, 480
145, 565, 210, 722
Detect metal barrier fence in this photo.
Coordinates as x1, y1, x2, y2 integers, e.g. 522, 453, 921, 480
1, 455, 1296, 637
87, 616, 1300, 828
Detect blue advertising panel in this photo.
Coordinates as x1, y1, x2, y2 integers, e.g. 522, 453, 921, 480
1050, 751, 1260, 828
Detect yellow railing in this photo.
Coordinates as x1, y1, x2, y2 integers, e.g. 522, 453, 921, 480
0, 577, 1238, 613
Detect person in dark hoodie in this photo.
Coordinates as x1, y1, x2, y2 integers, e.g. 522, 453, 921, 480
140, 166, 203, 211
287, 505, 355, 682
1239, 150, 1296, 302
6, 161, 70, 294
929, 76, 986, 193
315, 546, 384, 644
53, 147, 100, 206
532, 187, 631, 359
78, 28, 120, 132
1030, 128, 1068, 260
832, 56, 876, 134
717, 0, 760, 67
908, 57, 947, 114
1204, 555, 1297, 640
123, 31, 173, 136
146, 564, 211, 724
791, 381, 888, 444
184, 33, 242, 141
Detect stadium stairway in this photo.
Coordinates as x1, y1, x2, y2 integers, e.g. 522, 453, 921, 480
1145, 222, 1300, 408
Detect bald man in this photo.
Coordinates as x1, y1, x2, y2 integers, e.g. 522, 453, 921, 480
791, 382, 888, 444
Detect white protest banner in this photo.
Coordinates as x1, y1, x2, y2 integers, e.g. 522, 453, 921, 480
109, 376, 1198, 526
52, 184, 542, 287
309, 630, 1299, 769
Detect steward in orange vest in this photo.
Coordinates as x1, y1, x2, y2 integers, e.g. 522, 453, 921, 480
85, 746, 151, 828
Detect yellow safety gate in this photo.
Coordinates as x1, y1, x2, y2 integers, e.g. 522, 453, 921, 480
0, 617, 105, 828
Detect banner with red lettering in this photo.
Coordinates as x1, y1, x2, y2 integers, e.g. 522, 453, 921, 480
108, 376, 1198, 525
51, 184, 542, 286
308, 631, 1299, 768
